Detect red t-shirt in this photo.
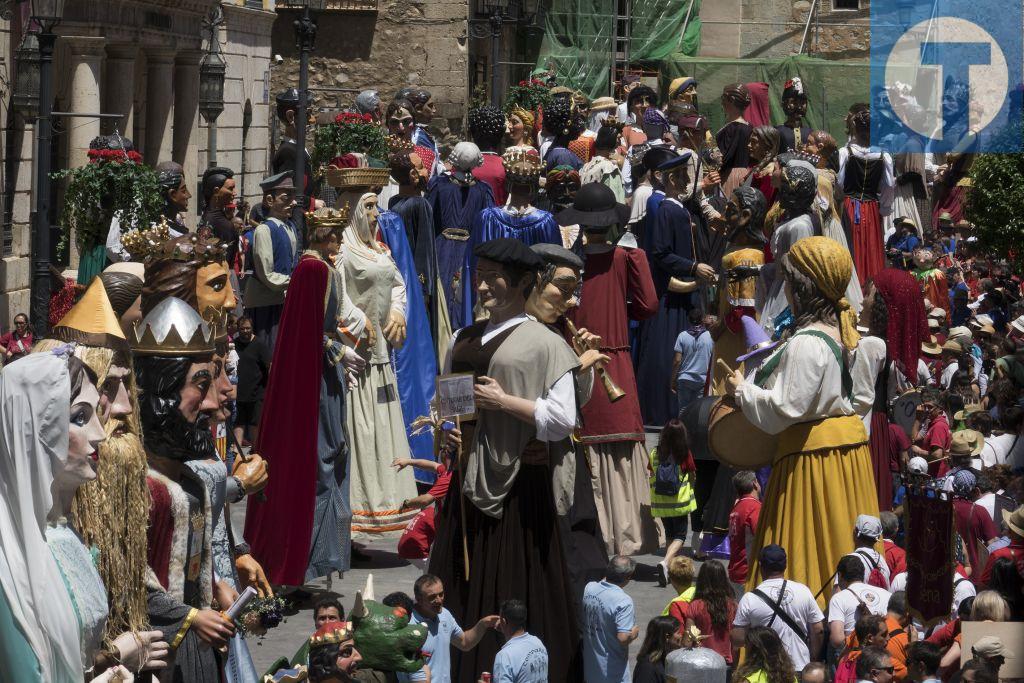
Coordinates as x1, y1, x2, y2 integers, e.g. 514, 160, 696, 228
683, 599, 737, 663
952, 499, 998, 580
888, 423, 911, 472
728, 496, 761, 583
426, 464, 451, 500
396, 465, 451, 560
977, 541, 1023, 588
883, 539, 907, 576
474, 153, 507, 206
925, 618, 959, 648
919, 414, 951, 477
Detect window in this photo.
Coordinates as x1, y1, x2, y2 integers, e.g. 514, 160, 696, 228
833, 0, 860, 9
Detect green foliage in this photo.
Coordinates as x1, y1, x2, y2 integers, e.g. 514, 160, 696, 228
310, 112, 389, 175
966, 127, 1024, 268
468, 83, 489, 111
51, 155, 164, 258
504, 78, 552, 113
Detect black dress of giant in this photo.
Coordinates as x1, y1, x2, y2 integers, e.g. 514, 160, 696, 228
428, 320, 583, 682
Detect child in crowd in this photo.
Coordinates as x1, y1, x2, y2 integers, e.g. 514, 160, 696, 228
728, 470, 762, 596
662, 556, 697, 626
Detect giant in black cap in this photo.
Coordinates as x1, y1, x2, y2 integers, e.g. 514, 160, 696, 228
531, 242, 584, 271
556, 182, 631, 228
642, 145, 679, 174
473, 237, 544, 271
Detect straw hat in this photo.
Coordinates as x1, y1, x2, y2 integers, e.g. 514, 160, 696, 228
949, 429, 984, 457
922, 336, 942, 356
589, 96, 617, 112
1003, 505, 1024, 537
953, 404, 983, 421
941, 339, 963, 354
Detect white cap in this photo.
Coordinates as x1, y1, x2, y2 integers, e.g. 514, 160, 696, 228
908, 456, 929, 475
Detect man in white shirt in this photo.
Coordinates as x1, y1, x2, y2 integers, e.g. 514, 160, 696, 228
835, 515, 891, 589
733, 544, 825, 669
828, 556, 892, 649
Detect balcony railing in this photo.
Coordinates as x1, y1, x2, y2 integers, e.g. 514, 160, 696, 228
275, 0, 379, 11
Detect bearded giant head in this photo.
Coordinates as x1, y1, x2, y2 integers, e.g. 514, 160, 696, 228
131, 297, 219, 462
33, 277, 151, 644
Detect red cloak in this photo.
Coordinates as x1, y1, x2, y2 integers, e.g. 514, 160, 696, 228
243, 254, 327, 586
569, 247, 657, 442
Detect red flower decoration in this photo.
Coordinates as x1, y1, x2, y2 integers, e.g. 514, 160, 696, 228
87, 148, 143, 164
335, 111, 375, 126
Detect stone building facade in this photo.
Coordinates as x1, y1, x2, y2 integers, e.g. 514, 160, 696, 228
269, 0, 470, 144
699, 0, 869, 60
0, 0, 275, 325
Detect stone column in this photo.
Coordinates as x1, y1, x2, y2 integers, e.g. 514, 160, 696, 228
103, 45, 137, 138
144, 48, 176, 166
64, 36, 106, 271
65, 36, 106, 171
173, 51, 202, 224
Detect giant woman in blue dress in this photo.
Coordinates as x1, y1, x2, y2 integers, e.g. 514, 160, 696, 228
426, 141, 495, 330
461, 150, 560, 324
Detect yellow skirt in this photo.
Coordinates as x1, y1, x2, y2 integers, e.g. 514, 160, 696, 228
744, 415, 879, 609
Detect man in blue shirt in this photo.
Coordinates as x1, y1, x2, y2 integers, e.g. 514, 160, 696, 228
582, 556, 639, 683
885, 218, 920, 270
400, 574, 499, 683
491, 599, 548, 683
672, 309, 715, 414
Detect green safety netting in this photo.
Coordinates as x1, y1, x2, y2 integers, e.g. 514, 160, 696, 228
659, 55, 872, 141
535, 0, 702, 100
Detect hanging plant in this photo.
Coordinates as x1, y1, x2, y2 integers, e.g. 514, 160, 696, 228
504, 78, 553, 114
51, 149, 164, 258
311, 112, 389, 175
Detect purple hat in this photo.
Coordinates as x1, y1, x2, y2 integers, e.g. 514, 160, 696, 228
736, 315, 780, 362
642, 107, 670, 128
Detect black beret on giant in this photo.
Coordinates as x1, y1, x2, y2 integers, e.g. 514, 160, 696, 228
473, 237, 544, 271
531, 242, 584, 271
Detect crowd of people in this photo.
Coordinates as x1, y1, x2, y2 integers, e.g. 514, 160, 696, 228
0, 68, 1023, 683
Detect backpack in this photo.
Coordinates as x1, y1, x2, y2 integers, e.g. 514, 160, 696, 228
655, 458, 682, 496
834, 653, 859, 683
856, 550, 888, 590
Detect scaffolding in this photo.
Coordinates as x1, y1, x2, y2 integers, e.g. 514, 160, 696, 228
536, 0, 702, 99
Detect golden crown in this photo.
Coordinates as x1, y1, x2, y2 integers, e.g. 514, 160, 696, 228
131, 297, 216, 357
502, 149, 543, 182
122, 219, 226, 265
308, 621, 353, 648
387, 135, 416, 155
121, 220, 172, 261
306, 204, 351, 230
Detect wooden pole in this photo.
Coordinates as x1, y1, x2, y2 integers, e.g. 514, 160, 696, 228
456, 415, 471, 578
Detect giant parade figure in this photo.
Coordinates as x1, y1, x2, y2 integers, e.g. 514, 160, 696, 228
430, 238, 583, 682
723, 236, 880, 606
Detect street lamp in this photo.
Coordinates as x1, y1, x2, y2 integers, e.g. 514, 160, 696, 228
12, 32, 41, 119
199, 7, 227, 168
470, 0, 546, 106
291, 0, 328, 223
27, 0, 66, 337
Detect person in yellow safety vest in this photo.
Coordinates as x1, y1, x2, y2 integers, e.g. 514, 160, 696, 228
661, 556, 698, 625
649, 419, 698, 587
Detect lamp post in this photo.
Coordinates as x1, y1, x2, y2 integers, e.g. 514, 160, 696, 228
199, 7, 227, 168
469, 0, 543, 106
24, 0, 65, 337
292, 0, 327, 224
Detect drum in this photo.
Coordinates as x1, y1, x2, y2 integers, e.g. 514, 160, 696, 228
682, 395, 776, 468
892, 389, 921, 439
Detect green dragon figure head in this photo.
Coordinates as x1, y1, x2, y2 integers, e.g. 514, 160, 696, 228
350, 577, 427, 673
